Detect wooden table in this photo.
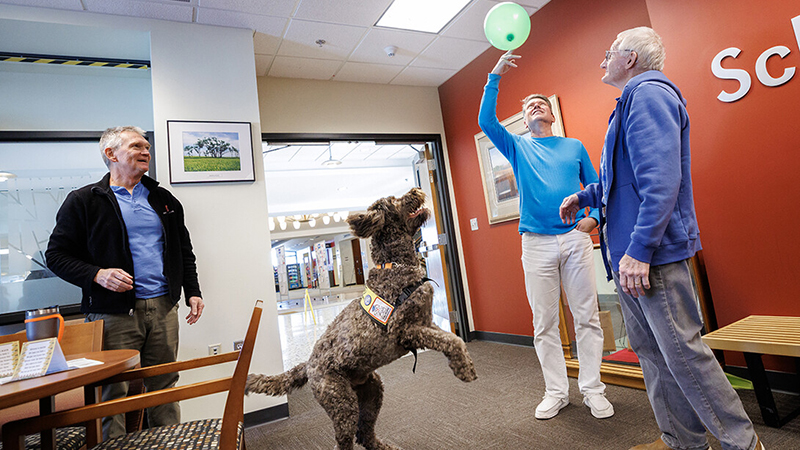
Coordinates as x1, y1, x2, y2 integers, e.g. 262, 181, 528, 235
0, 349, 140, 450
701, 315, 800, 427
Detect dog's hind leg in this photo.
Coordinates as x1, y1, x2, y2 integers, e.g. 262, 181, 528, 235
311, 373, 359, 450
354, 372, 400, 450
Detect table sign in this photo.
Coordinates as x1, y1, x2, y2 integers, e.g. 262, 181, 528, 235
10, 338, 69, 381
0, 341, 20, 377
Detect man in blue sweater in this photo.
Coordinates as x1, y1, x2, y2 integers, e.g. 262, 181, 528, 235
561, 27, 762, 450
479, 51, 613, 420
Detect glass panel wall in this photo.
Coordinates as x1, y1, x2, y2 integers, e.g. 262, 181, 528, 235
0, 140, 107, 322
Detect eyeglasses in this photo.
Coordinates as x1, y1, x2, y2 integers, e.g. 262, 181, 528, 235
604, 49, 633, 61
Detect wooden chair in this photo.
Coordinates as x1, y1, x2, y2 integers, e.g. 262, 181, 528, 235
0, 320, 105, 450
3, 300, 263, 450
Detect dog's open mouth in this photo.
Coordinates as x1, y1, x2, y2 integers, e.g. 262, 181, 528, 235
409, 207, 425, 218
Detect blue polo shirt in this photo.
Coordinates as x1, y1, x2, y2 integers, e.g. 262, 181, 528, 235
112, 183, 169, 299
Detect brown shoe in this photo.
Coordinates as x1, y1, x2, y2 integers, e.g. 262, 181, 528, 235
629, 438, 670, 450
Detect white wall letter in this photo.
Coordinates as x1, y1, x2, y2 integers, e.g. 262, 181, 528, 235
755, 46, 795, 86
712, 47, 751, 102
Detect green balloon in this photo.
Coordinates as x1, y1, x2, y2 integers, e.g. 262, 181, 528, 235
483, 2, 531, 51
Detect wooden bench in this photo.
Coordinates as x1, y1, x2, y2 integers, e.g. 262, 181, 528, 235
701, 315, 800, 427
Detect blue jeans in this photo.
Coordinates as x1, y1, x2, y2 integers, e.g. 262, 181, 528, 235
613, 259, 757, 450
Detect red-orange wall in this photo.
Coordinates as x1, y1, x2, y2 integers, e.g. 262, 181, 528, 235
440, 0, 800, 366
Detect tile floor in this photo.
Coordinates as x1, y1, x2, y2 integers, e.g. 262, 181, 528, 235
276, 296, 352, 370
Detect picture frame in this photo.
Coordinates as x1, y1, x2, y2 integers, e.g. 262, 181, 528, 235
474, 94, 565, 224
166, 120, 255, 184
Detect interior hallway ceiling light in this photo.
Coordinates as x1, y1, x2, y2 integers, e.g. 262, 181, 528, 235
376, 0, 471, 33
285, 213, 329, 228
0, 171, 17, 182
322, 145, 342, 167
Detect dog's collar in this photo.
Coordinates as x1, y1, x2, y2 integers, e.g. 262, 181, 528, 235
377, 263, 408, 269
359, 277, 434, 328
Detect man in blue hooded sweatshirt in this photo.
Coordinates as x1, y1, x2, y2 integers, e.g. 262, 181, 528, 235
560, 27, 763, 450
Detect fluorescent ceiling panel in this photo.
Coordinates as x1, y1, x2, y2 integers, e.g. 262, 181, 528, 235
376, 0, 471, 34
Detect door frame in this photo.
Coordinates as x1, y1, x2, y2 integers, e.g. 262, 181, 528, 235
262, 132, 471, 340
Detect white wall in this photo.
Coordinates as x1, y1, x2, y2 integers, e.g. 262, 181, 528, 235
0, 4, 285, 420
258, 76, 475, 329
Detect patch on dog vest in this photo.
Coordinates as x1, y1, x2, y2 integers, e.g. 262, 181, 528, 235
360, 287, 394, 327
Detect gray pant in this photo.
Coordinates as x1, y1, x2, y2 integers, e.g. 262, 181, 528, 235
614, 259, 757, 450
86, 295, 180, 439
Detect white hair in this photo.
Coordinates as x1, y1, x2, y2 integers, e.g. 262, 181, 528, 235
99, 126, 146, 167
615, 26, 665, 72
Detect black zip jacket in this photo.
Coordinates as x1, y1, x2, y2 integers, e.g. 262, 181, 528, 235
45, 173, 202, 314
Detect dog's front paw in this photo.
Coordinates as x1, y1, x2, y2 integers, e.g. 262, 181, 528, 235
451, 359, 477, 382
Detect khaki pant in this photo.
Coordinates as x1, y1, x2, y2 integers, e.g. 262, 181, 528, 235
86, 295, 180, 439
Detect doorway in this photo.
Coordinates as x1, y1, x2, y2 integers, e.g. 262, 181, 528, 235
263, 133, 469, 368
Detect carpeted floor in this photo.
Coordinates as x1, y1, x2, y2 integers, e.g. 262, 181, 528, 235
245, 340, 800, 449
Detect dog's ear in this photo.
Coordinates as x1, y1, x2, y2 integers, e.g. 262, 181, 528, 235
347, 210, 384, 238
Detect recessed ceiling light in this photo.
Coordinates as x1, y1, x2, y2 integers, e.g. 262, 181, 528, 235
376, 0, 471, 34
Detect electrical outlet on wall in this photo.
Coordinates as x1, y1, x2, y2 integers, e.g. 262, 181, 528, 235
233, 340, 244, 351
208, 343, 221, 355
470, 218, 479, 231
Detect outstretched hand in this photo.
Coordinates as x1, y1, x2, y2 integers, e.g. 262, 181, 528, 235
559, 194, 581, 225
491, 50, 521, 75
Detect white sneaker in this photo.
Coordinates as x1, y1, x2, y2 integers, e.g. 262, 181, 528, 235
583, 393, 614, 419
535, 395, 569, 419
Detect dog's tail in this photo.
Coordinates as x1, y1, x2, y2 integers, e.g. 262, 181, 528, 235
245, 362, 308, 396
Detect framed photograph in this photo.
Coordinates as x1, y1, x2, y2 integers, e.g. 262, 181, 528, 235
474, 94, 565, 224
166, 120, 255, 184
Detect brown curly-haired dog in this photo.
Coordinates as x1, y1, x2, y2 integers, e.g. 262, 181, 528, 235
246, 187, 476, 450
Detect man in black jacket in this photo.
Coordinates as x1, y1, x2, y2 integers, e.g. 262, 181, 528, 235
46, 126, 204, 438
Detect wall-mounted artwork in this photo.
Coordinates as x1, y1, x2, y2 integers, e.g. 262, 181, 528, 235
167, 120, 255, 184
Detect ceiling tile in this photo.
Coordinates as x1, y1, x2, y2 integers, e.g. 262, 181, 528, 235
255, 54, 274, 76
293, 0, 393, 27
391, 66, 456, 87
349, 27, 435, 66
254, 31, 281, 55
196, 8, 288, 36
0, 0, 83, 10
388, 145, 420, 159
83, 0, 193, 22
333, 61, 403, 84
290, 145, 328, 162
269, 55, 342, 80
278, 19, 367, 60
197, 0, 296, 17
342, 142, 380, 161
411, 36, 490, 70
442, 0, 499, 41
